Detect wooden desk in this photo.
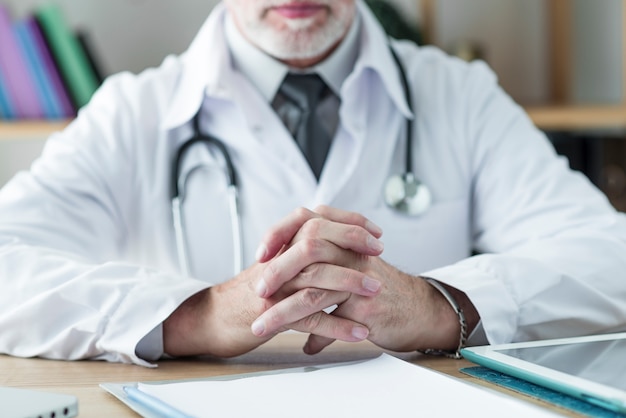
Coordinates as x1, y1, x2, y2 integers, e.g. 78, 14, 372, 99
0, 333, 577, 417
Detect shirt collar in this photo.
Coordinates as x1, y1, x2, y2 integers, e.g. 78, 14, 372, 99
224, 15, 285, 103
161, 0, 413, 131
225, 11, 361, 101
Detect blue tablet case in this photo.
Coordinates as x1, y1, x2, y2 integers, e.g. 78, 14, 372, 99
461, 366, 626, 418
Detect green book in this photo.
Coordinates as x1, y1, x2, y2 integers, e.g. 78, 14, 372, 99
35, 4, 99, 110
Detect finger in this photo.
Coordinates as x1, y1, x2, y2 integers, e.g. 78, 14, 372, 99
303, 334, 337, 355
255, 207, 319, 263
314, 205, 383, 238
257, 237, 366, 298
278, 263, 381, 298
290, 312, 369, 344
251, 287, 351, 337
255, 206, 383, 263
295, 217, 384, 256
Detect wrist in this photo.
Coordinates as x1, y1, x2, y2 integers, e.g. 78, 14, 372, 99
163, 289, 211, 357
418, 277, 467, 358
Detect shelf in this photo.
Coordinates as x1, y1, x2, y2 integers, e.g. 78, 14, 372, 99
420, 0, 626, 113
524, 105, 626, 131
0, 120, 70, 141
1, 107, 626, 141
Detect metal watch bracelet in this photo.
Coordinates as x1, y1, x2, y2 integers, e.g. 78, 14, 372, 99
418, 277, 468, 359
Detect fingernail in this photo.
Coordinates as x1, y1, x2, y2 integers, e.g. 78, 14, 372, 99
367, 235, 384, 252
255, 279, 268, 297
366, 220, 383, 236
251, 319, 265, 336
362, 276, 381, 293
255, 243, 268, 261
352, 326, 369, 340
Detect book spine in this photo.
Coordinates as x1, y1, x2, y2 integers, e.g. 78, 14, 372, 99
27, 17, 75, 118
0, 69, 16, 120
35, 4, 99, 110
0, 4, 44, 119
75, 30, 105, 85
13, 20, 62, 119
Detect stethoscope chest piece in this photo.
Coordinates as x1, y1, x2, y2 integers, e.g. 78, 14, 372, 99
384, 172, 432, 216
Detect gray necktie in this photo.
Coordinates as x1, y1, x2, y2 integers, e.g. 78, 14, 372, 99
273, 73, 333, 180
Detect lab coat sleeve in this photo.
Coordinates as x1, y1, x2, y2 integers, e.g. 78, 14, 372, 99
0, 72, 209, 366
422, 61, 626, 345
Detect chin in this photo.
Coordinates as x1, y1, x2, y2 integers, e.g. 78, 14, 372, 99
254, 23, 345, 61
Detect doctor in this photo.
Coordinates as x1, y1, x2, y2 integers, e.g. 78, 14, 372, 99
1, 0, 626, 366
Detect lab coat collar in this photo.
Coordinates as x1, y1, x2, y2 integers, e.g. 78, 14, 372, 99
161, 3, 232, 131
161, 0, 414, 131
353, 0, 413, 120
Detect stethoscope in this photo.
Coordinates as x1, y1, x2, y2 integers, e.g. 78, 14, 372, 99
171, 45, 431, 277
171, 114, 243, 277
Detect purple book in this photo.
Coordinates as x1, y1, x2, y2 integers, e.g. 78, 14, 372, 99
26, 16, 75, 117
0, 5, 44, 119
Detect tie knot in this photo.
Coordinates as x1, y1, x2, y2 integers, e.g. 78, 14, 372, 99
273, 72, 336, 181
279, 73, 328, 112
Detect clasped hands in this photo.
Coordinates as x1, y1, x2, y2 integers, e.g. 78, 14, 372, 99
164, 206, 463, 358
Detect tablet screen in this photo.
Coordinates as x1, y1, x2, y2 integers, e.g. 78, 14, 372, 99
495, 339, 626, 391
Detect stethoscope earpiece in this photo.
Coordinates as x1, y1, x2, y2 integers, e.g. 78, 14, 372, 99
384, 172, 432, 216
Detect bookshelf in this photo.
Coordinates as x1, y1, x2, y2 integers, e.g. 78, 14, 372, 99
1, 1, 624, 138
532, 0, 624, 126
0, 120, 68, 140
2, 106, 626, 143
1, 1, 625, 139
419, 0, 626, 133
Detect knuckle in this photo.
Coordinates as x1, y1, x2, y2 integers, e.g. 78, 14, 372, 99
344, 210, 365, 226
298, 264, 321, 284
314, 204, 331, 216
345, 213, 359, 224
300, 217, 323, 237
263, 263, 278, 284
299, 287, 327, 308
300, 312, 323, 331
345, 224, 365, 243
294, 206, 312, 222
340, 268, 356, 288
299, 238, 323, 259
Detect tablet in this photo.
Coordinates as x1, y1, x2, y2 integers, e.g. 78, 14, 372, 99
0, 386, 78, 418
461, 332, 626, 414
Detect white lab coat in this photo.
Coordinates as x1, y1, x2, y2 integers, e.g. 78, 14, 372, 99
1, 2, 625, 366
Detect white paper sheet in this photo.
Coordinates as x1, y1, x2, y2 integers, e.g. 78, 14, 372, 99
138, 354, 561, 418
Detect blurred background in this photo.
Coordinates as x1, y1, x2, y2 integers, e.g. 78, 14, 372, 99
0, 0, 625, 208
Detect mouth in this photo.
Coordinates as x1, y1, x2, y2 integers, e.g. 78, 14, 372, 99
270, 2, 326, 19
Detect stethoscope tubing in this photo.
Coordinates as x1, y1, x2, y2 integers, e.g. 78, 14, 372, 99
388, 45, 414, 175
171, 113, 243, 277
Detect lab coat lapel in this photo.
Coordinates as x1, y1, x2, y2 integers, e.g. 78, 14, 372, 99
228, 71, 319, 195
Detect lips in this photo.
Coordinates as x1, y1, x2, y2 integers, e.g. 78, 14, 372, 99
271, 3, 325, 19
